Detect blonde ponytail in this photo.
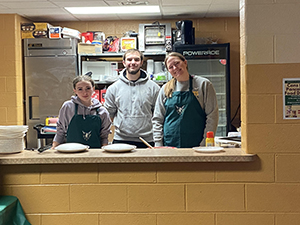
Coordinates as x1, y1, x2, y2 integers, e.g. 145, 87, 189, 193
164, 78, 176, 98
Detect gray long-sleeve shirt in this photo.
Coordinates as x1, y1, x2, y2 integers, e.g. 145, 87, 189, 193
53, 95, 112, 145
152, 75, 219, 146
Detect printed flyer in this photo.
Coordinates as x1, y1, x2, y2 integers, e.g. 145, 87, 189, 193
283, 78, 300, 119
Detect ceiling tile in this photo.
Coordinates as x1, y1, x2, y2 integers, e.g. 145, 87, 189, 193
0, 5, 8, 9
51, 0, 101, 2
117, 14, 162, 20
54, 1, 108, 7
161, 0, 212, 6
15, 8, 67, 16
162, 5, 209, 16
0, 0, 239, 21
214, 0, 238, 3
0, 0, 46, 2
0, 2, 57, 8
207, 3, 239, 17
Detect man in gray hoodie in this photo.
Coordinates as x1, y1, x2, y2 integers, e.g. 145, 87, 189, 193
104, 49, 160, 148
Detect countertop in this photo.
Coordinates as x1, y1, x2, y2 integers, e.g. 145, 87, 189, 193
0, 147, 256, 164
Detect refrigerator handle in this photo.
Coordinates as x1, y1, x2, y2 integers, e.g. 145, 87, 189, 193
29, 96, 40, 120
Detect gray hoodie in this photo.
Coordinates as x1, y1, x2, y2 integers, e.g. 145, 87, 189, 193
104, 69, 160, 143
53, 95, 112, 145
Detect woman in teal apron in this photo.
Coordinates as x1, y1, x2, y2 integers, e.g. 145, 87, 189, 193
152, 52, 219, 148
52, 75, 111, 149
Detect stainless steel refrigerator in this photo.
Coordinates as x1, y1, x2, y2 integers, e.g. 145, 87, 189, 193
174, 43, 230, 137
23, 38, 78, 148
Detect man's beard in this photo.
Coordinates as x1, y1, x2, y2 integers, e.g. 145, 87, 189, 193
128, 68, 139, 75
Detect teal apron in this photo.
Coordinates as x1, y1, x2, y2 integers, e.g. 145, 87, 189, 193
163, 76, 206, 148
66, 104, 102, 148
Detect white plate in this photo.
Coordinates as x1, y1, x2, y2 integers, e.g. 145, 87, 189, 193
193, 146, 224, 153
102, 144, 136, 153
55, 143, 89, 153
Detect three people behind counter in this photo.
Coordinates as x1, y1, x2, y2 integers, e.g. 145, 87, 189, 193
104, 49, 160, 148
51, 50, 218, 149
152, 52, 219, 148
51, 75, 112, 149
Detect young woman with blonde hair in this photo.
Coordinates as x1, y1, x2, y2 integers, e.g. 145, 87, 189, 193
152, 52, 219, 148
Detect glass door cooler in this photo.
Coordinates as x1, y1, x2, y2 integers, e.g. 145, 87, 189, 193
174, 43, 230, 137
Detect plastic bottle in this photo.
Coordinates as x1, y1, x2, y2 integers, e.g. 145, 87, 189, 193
205, 131, 215, 147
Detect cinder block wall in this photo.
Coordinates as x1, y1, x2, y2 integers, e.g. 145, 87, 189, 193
0, 14, 25, 125
239, 0, 300, 224
240, 0, 300, 153
1, 159, 286, 225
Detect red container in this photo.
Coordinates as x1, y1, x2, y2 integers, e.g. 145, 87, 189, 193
81, 32, 94, 43
92, 90, 100, 100
100, 89, 106, 104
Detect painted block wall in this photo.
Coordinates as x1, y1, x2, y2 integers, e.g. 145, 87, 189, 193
0, 14, 25, 125
2, 157, 297, 225
239, 0, 300, 223
240, 0, 300, 152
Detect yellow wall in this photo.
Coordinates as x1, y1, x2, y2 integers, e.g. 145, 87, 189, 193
0, 14, 25, 125
3, 5, 300, 224
0, 160, 281, 225
240, 0, 300, 153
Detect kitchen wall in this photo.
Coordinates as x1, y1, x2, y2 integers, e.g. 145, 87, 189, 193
0, 14, 26, 125
2, 4, 300, 224
0, 15, 241, 129
56, 18, 241, 128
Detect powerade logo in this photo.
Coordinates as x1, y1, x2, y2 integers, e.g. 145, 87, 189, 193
183, 50, 220, 56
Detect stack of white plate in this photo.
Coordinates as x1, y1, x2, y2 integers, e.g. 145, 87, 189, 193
0, 125, 28, 153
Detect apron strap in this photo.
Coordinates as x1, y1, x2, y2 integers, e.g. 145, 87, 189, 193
189, 75, 193, 92
74, 103, 78, 115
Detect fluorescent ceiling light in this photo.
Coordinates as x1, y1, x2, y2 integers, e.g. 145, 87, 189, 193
65, 6, 160, 14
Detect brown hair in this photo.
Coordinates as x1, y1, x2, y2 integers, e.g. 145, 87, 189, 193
164, 52, 187, 98
72, 75, 95, 89
122, 48, 144, 61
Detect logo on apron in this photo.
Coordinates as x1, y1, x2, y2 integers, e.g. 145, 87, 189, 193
175, 105, 185, 115
82, 130, 92, 141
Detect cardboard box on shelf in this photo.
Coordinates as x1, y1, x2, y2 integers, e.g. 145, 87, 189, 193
21, 23, 50, 39
61, 27, 81, 39
78, 43, 102, 54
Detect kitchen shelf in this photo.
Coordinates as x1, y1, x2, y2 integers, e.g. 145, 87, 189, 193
78, 51, 167, 84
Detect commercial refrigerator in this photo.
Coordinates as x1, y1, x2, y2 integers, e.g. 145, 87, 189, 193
174, 43, 230, 137
23, 38, 78, 148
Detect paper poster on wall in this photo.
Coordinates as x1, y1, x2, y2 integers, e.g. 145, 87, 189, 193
283, 78, 300, 119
